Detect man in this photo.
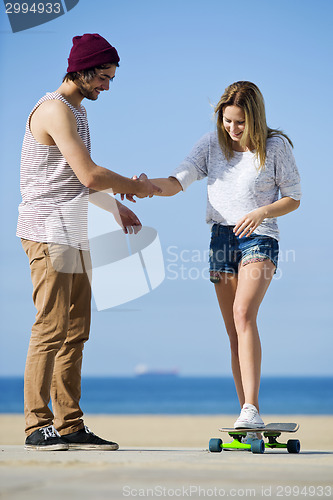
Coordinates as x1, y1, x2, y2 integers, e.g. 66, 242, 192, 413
17, 33, 160, 451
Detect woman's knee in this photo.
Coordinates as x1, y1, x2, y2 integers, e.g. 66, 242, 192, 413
233, 302, 257, 331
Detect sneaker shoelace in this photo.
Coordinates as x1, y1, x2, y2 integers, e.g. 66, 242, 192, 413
40, 425, 61, 440
84, 425, 95, 436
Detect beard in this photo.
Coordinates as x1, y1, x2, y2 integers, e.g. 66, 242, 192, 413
75, 79, 98, 101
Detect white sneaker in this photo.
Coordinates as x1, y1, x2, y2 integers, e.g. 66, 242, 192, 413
234, 404, 265, 429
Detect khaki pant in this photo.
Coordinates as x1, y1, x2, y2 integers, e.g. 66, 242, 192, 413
21, 239, 91, 437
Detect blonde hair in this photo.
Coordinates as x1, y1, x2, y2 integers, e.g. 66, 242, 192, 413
214, 81, 293, 168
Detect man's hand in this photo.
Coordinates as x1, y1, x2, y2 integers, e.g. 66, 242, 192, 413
89, 190, 142, 234
114, 203, 142, 234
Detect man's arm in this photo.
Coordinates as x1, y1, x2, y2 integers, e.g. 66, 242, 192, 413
31, 99, 161, 197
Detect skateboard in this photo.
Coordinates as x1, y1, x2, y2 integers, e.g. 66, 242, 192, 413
209, 423, 300, 454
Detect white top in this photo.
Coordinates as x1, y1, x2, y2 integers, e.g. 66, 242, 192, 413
171, 132, 302, 240
17, 92, 91, 250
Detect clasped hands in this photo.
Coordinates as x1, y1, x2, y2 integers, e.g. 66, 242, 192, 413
121, 173, 160, 203
114, 173, 160, 235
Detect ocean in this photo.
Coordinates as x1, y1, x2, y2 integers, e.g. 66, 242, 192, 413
0, 376, 332, 415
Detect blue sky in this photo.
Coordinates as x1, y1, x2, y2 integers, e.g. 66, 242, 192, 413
0, 0, 332, 376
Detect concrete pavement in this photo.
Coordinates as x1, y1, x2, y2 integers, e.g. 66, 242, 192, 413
0, 445, 332, 500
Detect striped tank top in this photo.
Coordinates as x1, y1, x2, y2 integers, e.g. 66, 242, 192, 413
16, 92, 91, 250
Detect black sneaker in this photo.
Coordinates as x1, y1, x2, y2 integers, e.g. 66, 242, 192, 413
25, 425, 69, 451
61, 425, 119, 450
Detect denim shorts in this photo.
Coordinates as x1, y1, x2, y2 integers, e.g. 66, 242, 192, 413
209, 224, 279, 282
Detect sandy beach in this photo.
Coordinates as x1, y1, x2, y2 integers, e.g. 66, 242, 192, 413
1, 414, 332, 500
1, 414, 333, 449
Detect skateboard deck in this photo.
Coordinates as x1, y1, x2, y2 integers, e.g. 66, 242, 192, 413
219, 422, 299, 433
209, 422, 300, 454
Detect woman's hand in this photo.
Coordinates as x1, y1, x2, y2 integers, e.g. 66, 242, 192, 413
234, 207, 267, 238
234, 197, 300, 238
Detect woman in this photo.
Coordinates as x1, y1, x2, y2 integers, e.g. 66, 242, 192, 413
129, 81, 301, 428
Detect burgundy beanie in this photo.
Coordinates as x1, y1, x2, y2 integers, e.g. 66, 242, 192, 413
67, 33, 120, 73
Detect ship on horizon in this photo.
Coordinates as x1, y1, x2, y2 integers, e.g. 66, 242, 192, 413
134, 364, 179, 377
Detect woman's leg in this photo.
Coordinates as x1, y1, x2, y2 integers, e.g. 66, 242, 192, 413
232, 260, 275, 412
214, 272, 245, 407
